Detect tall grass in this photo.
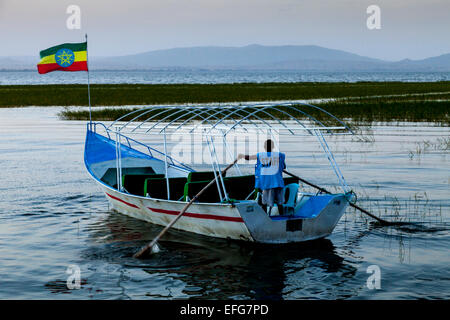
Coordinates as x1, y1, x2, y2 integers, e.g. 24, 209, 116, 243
59, 100, 450, 125
1, 81, 450, 107
321, 100, 449, 124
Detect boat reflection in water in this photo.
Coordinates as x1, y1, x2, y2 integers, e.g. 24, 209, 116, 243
84, 211, 357, 299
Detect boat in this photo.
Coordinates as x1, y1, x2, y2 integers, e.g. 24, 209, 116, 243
84, 103, 355, 244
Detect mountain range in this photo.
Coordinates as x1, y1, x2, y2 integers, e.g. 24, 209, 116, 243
2, 44, 450, 71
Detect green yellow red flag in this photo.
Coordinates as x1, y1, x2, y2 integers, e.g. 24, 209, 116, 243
37, 42, 88, 74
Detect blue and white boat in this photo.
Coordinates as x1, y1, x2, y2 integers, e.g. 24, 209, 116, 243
84, 103, 355, 244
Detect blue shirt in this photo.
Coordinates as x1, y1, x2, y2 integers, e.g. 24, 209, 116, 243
255, 152, 286, 190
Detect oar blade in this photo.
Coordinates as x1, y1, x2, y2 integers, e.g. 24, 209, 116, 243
151, 243, 161, 254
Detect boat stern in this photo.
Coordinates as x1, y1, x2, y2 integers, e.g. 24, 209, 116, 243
236, 193, 349, 244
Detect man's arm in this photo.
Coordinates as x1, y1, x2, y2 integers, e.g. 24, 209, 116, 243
238, 153, 257, 161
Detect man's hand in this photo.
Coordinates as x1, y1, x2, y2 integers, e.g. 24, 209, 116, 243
237, 154, 257, 161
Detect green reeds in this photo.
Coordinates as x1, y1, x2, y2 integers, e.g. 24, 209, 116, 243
1, 81, 449, 107
319, 100, 449, 125
2, 82, 448, 124
58, 100, 449, 125
408, 137, 450, 159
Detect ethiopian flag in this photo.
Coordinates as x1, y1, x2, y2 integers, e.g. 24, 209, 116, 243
37, 42, 88, 74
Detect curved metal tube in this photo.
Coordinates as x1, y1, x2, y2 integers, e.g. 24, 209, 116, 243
104, 102, 353, 136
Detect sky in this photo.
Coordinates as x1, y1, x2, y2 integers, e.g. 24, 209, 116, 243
1, 0, 449, 61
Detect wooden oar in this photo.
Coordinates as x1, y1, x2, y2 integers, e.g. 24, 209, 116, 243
282, 169, 404, 226
133, 159, 238, 258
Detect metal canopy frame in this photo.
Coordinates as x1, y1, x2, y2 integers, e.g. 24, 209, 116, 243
107, 102, 354, 137
102, 102, 354, 199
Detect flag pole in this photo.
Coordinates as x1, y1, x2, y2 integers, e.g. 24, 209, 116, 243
85, 33, 92, 124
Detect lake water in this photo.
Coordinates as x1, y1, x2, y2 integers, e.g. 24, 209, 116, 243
2, 70, 450, 85
0, 107, 448, 299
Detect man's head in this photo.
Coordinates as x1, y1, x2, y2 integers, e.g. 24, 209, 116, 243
264, 139, 273, 152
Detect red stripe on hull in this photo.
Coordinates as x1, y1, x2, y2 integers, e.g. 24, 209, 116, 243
105, 193, 244, 223
148, 207, 244, 223
37, 61, 88, 74
106, 193, 140, 209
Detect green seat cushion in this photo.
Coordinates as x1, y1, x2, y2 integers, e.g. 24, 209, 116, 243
145, 177, 187, 200
122, 173, 164, 196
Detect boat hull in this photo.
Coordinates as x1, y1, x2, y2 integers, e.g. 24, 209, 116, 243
100, 183, 255, 242
97, 180, 349, 244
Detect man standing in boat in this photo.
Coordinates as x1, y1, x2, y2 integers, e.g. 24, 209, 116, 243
238, 139, 286, 216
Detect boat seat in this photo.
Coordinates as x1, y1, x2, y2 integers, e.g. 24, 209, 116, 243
224, 175, 298, 202
183, 180, 223, 203
282, 183, 299, 215
180, 174, 301, 203
283, 176, 299, 186
294, 194, 335, 219
144, 177, 187, 201
187, 171, 226, 183
122, 173, 164, 196
100, 166, 157, 187
223, 175, 255, 201
183, 175, 256, 203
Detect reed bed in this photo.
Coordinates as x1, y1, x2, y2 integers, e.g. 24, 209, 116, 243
58, 100, 449, 125
2, 82, 448, 124
1, 81, 450, 107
